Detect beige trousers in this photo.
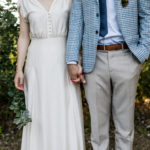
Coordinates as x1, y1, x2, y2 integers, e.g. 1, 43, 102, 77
84, 49, 142, 150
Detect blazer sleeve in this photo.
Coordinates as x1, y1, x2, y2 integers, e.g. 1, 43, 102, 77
138, 0, 150, 62
17, 0, 29, 23
66, 0, 84, 64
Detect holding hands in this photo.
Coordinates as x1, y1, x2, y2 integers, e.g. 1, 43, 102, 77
68, 64, 86, 84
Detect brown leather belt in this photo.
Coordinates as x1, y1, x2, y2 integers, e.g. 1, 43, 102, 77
97, 43, 129, 51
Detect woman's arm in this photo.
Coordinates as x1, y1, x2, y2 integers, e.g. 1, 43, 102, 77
14, 11, 30, 91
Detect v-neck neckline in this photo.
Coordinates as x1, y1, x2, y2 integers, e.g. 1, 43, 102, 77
36, 0, 55, 13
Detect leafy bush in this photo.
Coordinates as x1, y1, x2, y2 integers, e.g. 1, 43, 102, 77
0, 0, 31, 129
137, 61, 150, 101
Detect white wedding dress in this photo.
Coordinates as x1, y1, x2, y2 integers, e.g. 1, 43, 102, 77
18, 0, 85, 149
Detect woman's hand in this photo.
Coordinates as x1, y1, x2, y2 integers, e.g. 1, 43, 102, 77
14, 70, 24, 91
68, 64, 80, 83
68, 64, 86, 84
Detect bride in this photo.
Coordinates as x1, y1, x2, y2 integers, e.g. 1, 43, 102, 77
14, 0, 85, 149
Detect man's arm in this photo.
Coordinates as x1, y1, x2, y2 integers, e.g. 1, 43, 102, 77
66, 0, 85, 83
66, 0, 84, 64
137, 0, 150, 62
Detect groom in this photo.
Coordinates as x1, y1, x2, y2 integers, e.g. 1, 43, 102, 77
66, 0, 150, 149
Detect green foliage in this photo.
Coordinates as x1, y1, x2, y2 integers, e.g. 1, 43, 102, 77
9, 90, 32, 129
137, 127, 148, 136
137, 60, 150, 102
13, 110, 32, 129
0, 1, 18, 102
0, 0, 31, 129
0, 126, 3, 134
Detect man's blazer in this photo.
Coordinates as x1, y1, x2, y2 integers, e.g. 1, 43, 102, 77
66, 0, 150, 73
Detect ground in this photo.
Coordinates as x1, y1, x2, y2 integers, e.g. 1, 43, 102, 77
0, 99, 150, 150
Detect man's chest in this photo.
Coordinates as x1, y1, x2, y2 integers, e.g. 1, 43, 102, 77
82, 0, 137, 10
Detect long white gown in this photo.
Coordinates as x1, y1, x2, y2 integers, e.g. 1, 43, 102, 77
17, 0, 85, 149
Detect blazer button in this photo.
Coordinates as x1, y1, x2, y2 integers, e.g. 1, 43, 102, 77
95, 30, 99, 34
96, 13, 99, 17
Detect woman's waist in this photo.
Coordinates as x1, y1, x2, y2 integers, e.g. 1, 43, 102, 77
29, 36, 67, 51
30, 32, 67, 39
30, 36, 67, 44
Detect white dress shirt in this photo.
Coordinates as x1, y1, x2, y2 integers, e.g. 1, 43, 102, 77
98, 0, 124, 45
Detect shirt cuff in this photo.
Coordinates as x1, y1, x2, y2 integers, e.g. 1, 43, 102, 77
67, 61, 78, 65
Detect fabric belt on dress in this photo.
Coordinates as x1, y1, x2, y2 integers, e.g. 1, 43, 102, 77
97, 43, 129, 51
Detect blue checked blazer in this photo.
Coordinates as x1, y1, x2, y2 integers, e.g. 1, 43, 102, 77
66, 0, 150, 73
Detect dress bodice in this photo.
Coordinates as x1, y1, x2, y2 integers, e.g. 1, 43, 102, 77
18, 0, 72, 39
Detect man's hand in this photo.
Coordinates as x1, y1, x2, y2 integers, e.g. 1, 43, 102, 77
78, 64, 86, 84
68, 64, 86, 84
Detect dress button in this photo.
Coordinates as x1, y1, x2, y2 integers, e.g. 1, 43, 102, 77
96, 13, 99, 17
